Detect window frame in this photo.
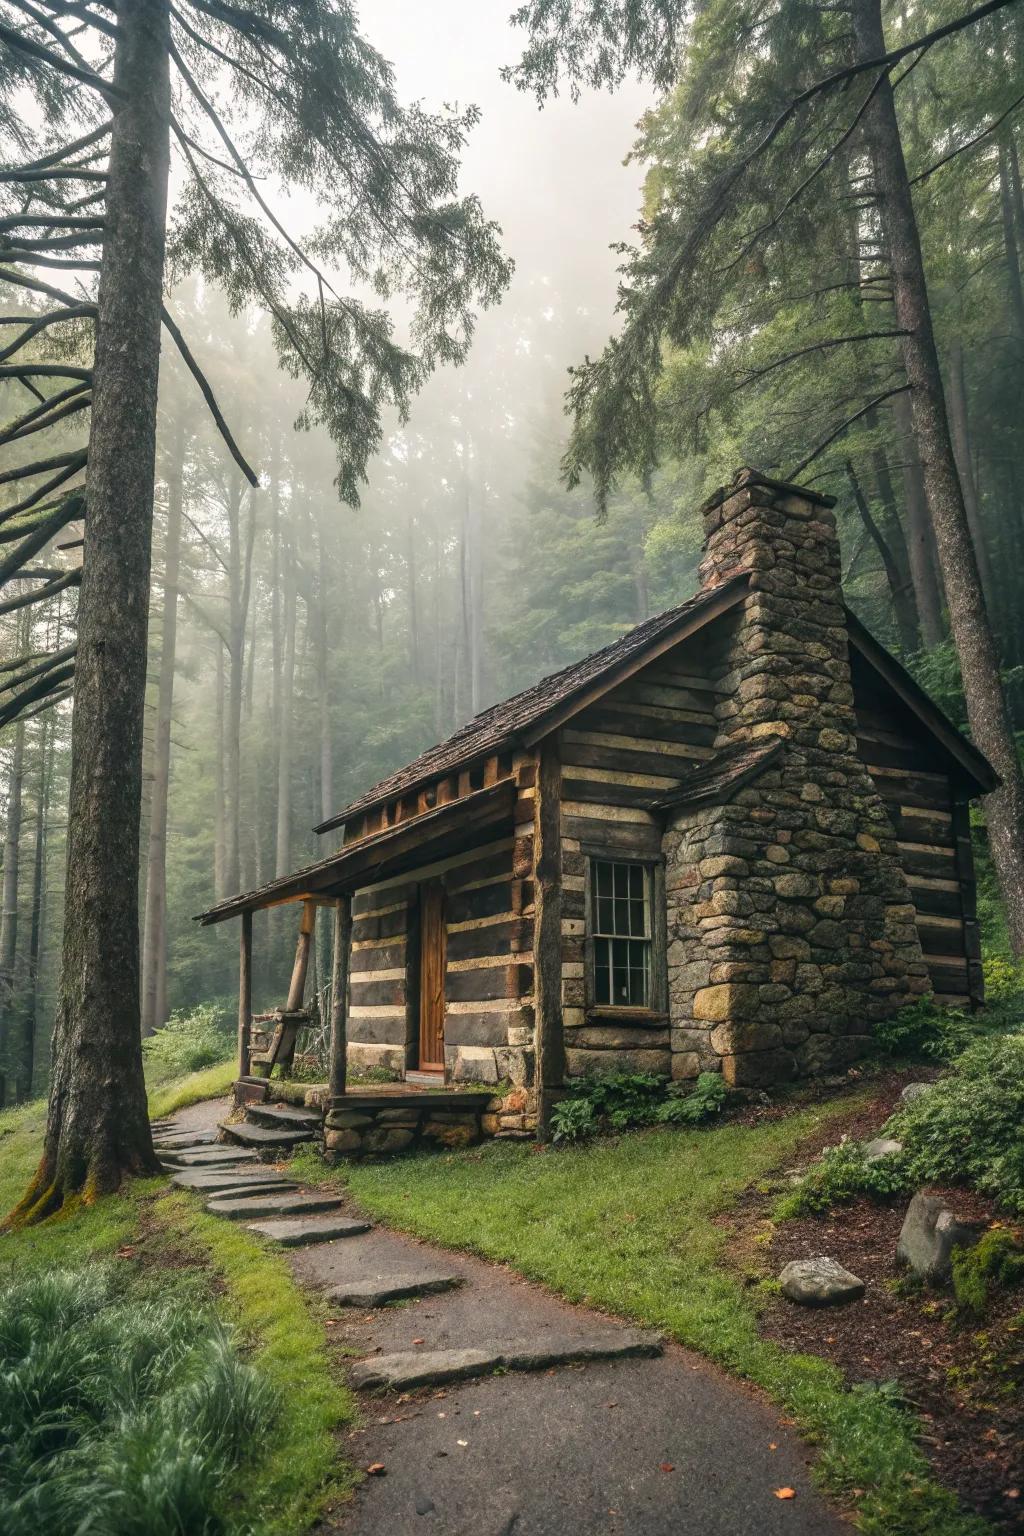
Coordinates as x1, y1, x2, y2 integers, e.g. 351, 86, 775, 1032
582, 850, 668, 1020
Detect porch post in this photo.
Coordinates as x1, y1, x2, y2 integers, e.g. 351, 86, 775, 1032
237, 909, 252, 1078
286, 898, 317, 1011
329, 894, 352, 1098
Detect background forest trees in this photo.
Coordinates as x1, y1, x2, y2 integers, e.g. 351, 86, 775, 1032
0, 0, 1022, 1100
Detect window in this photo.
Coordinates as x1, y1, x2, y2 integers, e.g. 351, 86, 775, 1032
589, 859, 653, 1009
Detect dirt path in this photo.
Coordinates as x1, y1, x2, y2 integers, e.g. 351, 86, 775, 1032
163, 1098, 846, 1536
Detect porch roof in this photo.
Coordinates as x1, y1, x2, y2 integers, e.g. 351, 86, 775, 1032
196, 779, 517, 926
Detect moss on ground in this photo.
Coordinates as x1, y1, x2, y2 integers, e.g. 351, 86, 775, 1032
147, 1056, 237, 1119
294, 1096, 990, 1536
0, 1089, 354, 1535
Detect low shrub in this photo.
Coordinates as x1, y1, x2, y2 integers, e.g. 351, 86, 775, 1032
951, 1227, 1024, 1318
550, 1070, 727, 1143
781, 1031, 1024, 1219
144, 1003, 234, 1076
889, 1032, 1024, 1214
0, 1265, 276, 1536
776, 1138, 911, 1218
871, 997, 976, 1062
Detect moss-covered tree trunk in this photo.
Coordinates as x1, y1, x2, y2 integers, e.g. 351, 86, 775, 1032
853, 0, 1024, 958
10, 0, 170, 1224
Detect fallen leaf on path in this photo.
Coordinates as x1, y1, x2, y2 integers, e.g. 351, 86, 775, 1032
775, 1488, 796, 1500
659, 1463, 674, 1474
457, 1439, 468, 1447
366, 1464, 386, 1477
768, 1443, 777, 1451
412, 1338, 425, 1345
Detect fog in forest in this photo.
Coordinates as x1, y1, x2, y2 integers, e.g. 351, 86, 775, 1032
1, 0, 1021, 1097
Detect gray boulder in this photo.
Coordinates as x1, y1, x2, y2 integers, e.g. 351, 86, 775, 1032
864, 1137, 903, 1163
895, 1192, 981, 1284
901, 1082, 932, 1105
778, 1257, 866, 1306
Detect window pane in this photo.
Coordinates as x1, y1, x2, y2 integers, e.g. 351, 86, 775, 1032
589, 860, 653, 1010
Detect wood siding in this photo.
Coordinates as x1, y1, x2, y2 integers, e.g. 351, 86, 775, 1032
854, 676, 977, 1005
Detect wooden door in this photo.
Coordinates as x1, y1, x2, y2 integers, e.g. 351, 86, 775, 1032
418, 881, 447, 1071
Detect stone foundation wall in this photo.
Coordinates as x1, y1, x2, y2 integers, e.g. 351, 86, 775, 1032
323, 1086, 536, 1160
666, 471, 930, 1087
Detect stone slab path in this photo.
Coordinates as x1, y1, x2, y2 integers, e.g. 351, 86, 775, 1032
162, 1099, 846, 1536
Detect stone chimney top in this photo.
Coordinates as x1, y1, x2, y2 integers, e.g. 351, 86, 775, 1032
698, 467, 837, 593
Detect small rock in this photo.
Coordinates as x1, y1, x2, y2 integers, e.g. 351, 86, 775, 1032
864, 1137, 903, 1163
901, 1082, 932, 1104
778, 1257, 866, 1306
896, 1192, 982, 1284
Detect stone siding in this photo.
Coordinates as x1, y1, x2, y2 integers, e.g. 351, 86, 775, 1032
665, 470, 930, 1087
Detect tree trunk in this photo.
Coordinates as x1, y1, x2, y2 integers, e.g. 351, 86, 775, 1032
844, 458, 918, 654
9, 0, 169, 1223
224, 477, 254, 896
999, 139, 1024, 345
214, 638, 226, 901
317, 523, 333, 828
947, 337, 995, 605
892, 389, 944, 646
854, 0, 1024, 957
275, 535, 296, 877
141, 416, 185, 1035
0, 718, 25, 1104
20, 716, 49, 1100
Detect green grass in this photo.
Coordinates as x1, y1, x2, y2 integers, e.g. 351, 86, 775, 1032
0, 1083, 353, 1535
147, 1056, 237, 1120
294, 1101, 990, 1536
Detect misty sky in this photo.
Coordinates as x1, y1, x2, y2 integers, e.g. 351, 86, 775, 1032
358, 2, 652, 409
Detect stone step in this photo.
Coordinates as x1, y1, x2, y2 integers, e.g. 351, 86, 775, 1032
153, 1129, 220, 1149
219, 1120, 316, 1150
159, 1147, 258, 1168
170, 1169, 300, 1195
349, 1331, 663, 1393
206, 1191, 345, 1221
245, 1215, 371, 1247
325, 1273, 463, 1308
244, 1102, 322, 1132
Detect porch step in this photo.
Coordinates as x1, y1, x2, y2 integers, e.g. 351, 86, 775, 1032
245, 1215, 371, 1247
349, 1331, 663, 1393
325, 1272, 463, 1308
244, 1102, 322, 1133
159, 1147, 258, 1168
153, 1129, 220, 1150
206, 1191, 344, 1222
219, 1121, 316, 1150
170, 1169, 299, 1195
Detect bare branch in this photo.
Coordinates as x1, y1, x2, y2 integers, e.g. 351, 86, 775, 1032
0, 658, 76, 730
734, 330, 910, 389
787, 386, 911, 479
0, 304, 95, 362
0, 454, 86, 524
159, 307, 259, 486
0, 495, 83, 585
0, 565, 81, 614
16, 119, 112, 173
0, 387, 91, 445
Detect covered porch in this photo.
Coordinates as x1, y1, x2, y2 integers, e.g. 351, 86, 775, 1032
198, 780, 523, 1150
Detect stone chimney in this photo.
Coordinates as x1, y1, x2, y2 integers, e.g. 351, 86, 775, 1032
665, 469, 929, 1087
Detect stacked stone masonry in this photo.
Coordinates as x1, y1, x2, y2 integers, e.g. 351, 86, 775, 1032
665, 476, 931, 1086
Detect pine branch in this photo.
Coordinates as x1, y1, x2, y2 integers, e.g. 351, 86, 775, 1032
0, 495, 82, 583
16, 119, 112, 172
0, 386, 90, 445
0, 455, 86, 524
912, 91, 1024, 185
0, 642, 76, 696
787, 386, 911, 479
0, 565, 80, 614
734, 331, 910, 388
0, 447, 86, 487
0, 362, 91, 382
0, 166, 107, 183
0, 16, 125, 100
159, 305, 259, 486
0, 658, 75, 729
0, 303, 95, 362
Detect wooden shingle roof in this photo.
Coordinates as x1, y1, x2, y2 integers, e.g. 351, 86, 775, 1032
314, 572, 751, 835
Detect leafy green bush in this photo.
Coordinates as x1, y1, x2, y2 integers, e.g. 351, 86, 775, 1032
871, 997, 975, 1062
550, 1070, 727, 1143
889, 1032, 1024, 1213
0, 1266, 276, 1535
951, 1226, 1024, 1318
781, 1032, 1024, 1219
776, 1138, 911, 1218
144, 1003, 234, 1076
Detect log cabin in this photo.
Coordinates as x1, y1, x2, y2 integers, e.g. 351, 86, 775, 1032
199, 469, 997, 1143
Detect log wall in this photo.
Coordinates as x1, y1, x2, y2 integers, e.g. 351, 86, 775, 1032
558, 635, 720, 1078
852, 668, 981, 1007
